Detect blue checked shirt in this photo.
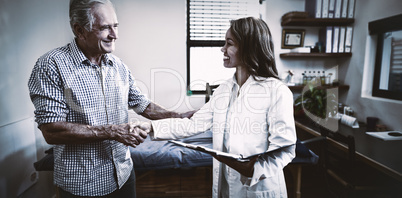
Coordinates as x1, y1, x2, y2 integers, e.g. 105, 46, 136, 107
28, 39, 150, 196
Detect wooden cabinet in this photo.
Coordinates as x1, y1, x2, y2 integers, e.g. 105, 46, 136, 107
281, 18, 354, 26
280, 15, 354, 89
289, 84, 350, 91
280, 52, 351, 58
280, 16, 354, 57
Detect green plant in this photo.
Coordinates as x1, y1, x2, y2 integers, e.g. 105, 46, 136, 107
294, 84, 338, 119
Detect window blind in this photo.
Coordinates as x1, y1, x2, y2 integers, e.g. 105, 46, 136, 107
186, 0, 263, 93
189, 0, 261, 41
391, 38, 402, 73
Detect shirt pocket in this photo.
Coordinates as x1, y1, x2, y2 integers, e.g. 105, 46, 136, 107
246, 189, 280, 198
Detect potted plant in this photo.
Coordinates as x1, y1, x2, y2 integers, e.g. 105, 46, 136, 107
294, 83, 339, 131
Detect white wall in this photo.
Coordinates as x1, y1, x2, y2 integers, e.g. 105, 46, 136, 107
344, 0, 402, 131
1, 0, 401, 197
114, 0, 206, 116
0, 0, 71, 126
0, 0, 71, 197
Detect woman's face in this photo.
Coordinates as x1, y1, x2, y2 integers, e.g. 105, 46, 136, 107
221, 29, 241, 68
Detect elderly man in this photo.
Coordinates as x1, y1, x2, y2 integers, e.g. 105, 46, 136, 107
28, 0, 191, 197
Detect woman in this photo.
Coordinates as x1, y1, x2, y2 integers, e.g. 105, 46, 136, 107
149, 17, 296, 197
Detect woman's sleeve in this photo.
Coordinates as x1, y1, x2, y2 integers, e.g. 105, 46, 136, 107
150, 95, 216, 140
242, 83, 297, 187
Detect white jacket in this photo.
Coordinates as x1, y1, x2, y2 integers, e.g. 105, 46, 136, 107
151, 76, 296, 198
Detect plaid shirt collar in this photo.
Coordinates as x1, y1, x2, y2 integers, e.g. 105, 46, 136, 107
69, 39, 114, 68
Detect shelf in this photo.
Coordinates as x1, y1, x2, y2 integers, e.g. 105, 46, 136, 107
281, 18, 355, 26
280, 53, 352, 58
289, 85, 350, 91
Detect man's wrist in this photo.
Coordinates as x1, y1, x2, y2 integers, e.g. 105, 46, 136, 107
87, 125, 99, 137
87, 125, 115, 140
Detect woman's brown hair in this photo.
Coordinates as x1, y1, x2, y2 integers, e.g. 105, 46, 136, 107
229, 17, 279, 80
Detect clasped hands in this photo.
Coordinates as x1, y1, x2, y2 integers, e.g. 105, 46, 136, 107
119, 110, 197, 148
114, 121, 151, 148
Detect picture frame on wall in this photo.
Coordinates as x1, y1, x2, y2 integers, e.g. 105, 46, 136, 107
281, 29, 305, 49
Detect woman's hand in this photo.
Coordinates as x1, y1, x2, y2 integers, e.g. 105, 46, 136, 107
212, 154, 259, 177
129, 121, 152, 134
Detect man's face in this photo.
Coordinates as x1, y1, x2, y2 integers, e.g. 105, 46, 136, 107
82, 3, 119, 56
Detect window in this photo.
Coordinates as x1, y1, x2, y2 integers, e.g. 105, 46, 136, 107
370, 14, 402, 101
186, 0, 264, 94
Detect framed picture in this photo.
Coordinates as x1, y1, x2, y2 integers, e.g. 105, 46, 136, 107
281, 29, 305, 49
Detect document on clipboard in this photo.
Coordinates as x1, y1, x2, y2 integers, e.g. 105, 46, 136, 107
169, 140, 293, 162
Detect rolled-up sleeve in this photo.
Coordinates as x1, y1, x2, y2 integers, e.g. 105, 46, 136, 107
28, 58, 69, 127
150, 100, 214, 140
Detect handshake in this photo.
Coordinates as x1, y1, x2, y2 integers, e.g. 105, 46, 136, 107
112, 121, 152, 148
112, 110, 197, 148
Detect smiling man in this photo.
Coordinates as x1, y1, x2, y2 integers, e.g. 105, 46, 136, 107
28, 0, 192, 197
73, 0, 119, 65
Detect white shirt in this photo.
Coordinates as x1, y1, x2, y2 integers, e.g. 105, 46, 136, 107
151, 75, 296, 198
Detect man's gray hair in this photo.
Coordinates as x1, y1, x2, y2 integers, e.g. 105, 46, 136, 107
69, 0, 113, 36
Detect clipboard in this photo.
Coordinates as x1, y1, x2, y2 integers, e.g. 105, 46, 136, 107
169, 140, 294, 162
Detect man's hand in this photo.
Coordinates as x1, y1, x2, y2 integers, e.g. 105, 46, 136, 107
111, 122, 148, 148
213, 155, 259, 177
141, 102, 198, 120
180, 109, 198, 119
40, 121, 150, 146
